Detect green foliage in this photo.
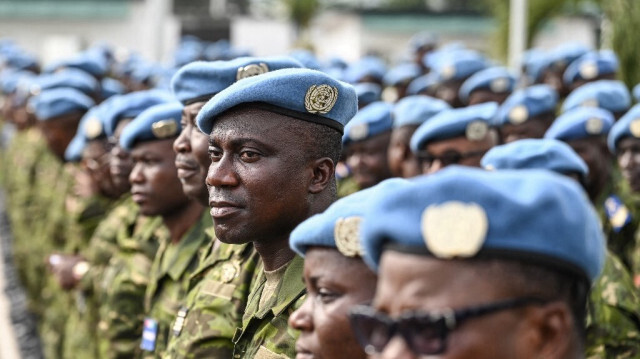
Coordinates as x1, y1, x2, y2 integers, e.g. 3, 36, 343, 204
282, 0, 319, 29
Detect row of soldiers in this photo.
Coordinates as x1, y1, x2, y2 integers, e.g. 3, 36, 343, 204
0, 32, 640, 359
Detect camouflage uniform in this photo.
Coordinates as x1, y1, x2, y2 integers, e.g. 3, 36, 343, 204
337, 176, 359, 198
63, 195, 139, 359
586, 250, 640, 358
232, 255, 306, 359
141, 211, 212, 358
163, 238, 260, 359
97, 214, 166, 359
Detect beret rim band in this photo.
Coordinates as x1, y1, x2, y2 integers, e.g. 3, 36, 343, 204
183, 93, 217, 106
383, 242, 590, 285
249, 101, 344, 134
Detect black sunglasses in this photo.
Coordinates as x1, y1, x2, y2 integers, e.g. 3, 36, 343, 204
416, 149, 487, 168
348, 297, 548, 356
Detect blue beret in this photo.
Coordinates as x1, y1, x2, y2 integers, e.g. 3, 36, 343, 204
545, 107, 614, 141
563, 50, 618, 86
170, 56, 304, 105
633, 83, 640, 103
33, 68, 99, 96
0, 69, 35, 94
47, 49, 109, 77
196, 68, 358, 135
383, 63, 422, 86
481, 138, 588, 179
406, 73, 439, 96
64, 106, 107, 162
354, 82, 382, 107
343, 56, 387, 84
410, 102, 498, 151
291, 178, 408, 257
495, 84, 558, 126
1, 51, 38, 71
393, 95, 450, 128
101, 77, 126, 99
173, 40, 204, 67
608, 104, 640, 152
30, 87, 95, 121
103, 89, 175, 137
561, 80, 630, 114
64, 134, 86, 163
409, 32, 438, 52
343, 101, 393, 145
119, 102, 184, 150
525, 52, 552, 83
360, 166, 606, 283
459, 67, 517, 104
289, 49, 321, 70
430, 49, 487, 81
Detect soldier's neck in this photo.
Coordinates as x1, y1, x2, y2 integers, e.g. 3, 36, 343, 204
255, 239, 296, 272
163, 200, 205, 244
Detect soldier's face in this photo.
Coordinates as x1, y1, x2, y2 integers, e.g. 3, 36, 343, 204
346, 132, 393, 189
370, 252, 536, 359
205, 106, 315, 245
468, 90, 509, 106
420, 134, 496, 175
129, 139, 191, 216
617, 137, 640, 193
289, 247, 376, 359
174, 101, 209, 206
82, 139, 118, 199
110, 118, 134, 194
567, 137, 611, 201
38, 112, 82, 160
500, 118, 552, 144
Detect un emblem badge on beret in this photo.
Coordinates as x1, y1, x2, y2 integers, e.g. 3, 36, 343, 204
508, 105, 529, 125
236, 63, 269, 81
585, 117, 604, 135
490, 77, 509, 93
421, 201, 488, 259
84, 117, 103, 139
440, 64, 456, 80
305, 84, 338, 114
581, 98, 599, 108
151, 119, 178, 139
349, 123, 369, 142
630, 119, 640, 138
334, 216, 364, 257
579, 61, 599, 80
466, 120, 489, 141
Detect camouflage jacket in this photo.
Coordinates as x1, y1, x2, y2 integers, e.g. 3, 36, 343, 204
232, 255, 306, 359
162, 238, 260, 359
586, 250, 640, 358
97, 214, 166, 359
141, 211, 212, 358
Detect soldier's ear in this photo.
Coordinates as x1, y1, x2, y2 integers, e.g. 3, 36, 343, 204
516, 301, 574, 359
308, 157, 334, 194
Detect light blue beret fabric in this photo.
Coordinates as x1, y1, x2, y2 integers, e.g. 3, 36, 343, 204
119, 101, 183, 150
290, 178, 408, 257
343, 56, 387, 84
563, 50, 618, 86
354, 82, 382, 107
495, 84, 558, 125
459, 67, 517, 103
481, 138, 588, 179
30, 87, 95, 121
561, 80, 631, 114
46, 49, 109, 77
196, 68, 358, 135
343, 101, 394, 145
103, 89, 175, 137
429, 49, 487, 81
101, 77, 126, 99
383, 63, 422, 86
289, 49, 321, 70
406, 72, 439, 96
64, 106, 106, 162
410, 102, 498, 151
360, 165, 606, 283
608, 104, 640, 152
393, 95, 450, 128
633, 83, 640, 103
33, 68, 99, 96
545, 106, 614, 141
0, 69, 35, 94
0, 51, 38, 71
409, 32, 438, 52
170, 56, 304, 105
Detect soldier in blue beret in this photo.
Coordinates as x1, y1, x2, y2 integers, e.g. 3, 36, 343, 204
342, 101, 394, 192
388, 95, 450, 178
102, 89, 174, 195
343, 56, 387, 86
564, 50, 618, 92
459, 66, 517, 106
545, 107, 614, 202
195, 67, 357, 358
353, 82, 381, 109
496, 84, 558, 143
428, 49, 487, 108
535, 43, 590, 97
562, 80, 631, 120
408, 31, 438, 72
406, 72, 439, 98
165, 56, 301, 358
410, 102, 499, 174
382, 63, 422, 102
352, 166, 605, 358
33, 68, 100, 101
288, 178, 406, 359
609, 104, 640, 194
